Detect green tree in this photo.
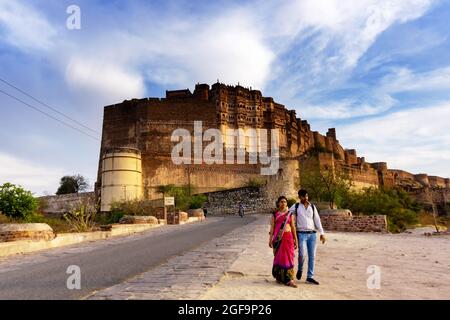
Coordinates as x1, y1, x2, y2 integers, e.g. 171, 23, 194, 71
0, 183, 38, 221
300, 158, 326, 202
300, 157, 353, 208
56, 175, 89, 195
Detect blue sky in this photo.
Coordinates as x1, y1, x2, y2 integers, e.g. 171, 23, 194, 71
1, 0, 450, 195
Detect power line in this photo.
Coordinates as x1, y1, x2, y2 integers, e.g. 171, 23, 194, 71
0, 88, 100, 141
0, 77, 100, 135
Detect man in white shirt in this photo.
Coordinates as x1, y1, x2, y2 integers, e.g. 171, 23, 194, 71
289, 189, 326, 285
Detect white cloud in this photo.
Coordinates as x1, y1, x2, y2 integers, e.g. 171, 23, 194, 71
107, 8, 275, 90
265, 0, 436, 117
300, 65, 450, 120
1, 0, 434, 106
52, 5, 274, 98
379, 67, 450, 93
299, 94, 395, 120
165, 11, 275, 89
0, 152, 66, 196
0, 0, 56, 51
65, 57, 146, 104
337, 103, 450, 177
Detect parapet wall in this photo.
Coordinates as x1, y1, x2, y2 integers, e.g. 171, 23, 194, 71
320, 215, 387, 232
38, 192, 96, 216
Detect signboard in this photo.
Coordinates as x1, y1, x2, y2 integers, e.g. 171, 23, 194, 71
164, 197, 175, 206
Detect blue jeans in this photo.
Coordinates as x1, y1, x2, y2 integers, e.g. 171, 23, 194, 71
297, 232, 317, 279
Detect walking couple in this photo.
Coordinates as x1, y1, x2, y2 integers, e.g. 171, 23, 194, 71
269, 189, 326, 288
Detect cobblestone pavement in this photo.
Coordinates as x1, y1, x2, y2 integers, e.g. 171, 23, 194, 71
85, 215, 268, 300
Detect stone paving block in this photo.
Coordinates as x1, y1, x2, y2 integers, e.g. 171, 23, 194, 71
86, 216, 265, 300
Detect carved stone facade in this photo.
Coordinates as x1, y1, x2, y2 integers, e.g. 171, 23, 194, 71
95, 82, 449, 212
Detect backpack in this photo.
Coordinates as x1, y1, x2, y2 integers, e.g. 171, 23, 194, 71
294, 202, 318, 221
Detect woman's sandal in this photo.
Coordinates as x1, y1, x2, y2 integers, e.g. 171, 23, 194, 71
286, 281, 298, 288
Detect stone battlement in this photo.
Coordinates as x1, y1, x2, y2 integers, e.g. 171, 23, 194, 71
96, 82, 448, 210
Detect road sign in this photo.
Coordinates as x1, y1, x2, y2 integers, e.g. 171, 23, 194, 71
164, 197, 175, 206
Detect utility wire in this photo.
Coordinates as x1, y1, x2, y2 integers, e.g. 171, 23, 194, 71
0, 88, 100, 141
0, 77, 100, 135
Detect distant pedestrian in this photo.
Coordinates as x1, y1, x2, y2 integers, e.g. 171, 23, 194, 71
238, 202, 244, 218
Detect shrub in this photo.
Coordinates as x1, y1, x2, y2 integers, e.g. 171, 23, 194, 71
156, 185, 206, 211
27, 214, 73, 233
96, 210, 126, 225
63, 200, 98, 232
341, 187, 419, 233
0, 183, 38, 221
109, 199, 156, 216
387, 208, 418, 233
244, 178, 265, 188
0, 213, 10, 223
189, 194, 207, 209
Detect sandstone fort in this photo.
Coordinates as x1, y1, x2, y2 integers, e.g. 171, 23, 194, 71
93, 82, 449, 214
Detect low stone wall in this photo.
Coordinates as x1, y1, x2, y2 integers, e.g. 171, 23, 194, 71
320, 214, 387, 232
166, 211, 189, 224
0, 224, 55, 242
0, 224, 162, 257
38, 192, 96, 217
119, 215, 159, 224
188, 209, 205, 218
203, 187, 272, 215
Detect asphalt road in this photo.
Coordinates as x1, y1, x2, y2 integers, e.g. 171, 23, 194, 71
0, 216, 256, 300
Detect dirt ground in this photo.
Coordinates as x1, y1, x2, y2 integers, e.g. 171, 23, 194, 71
201, 217, 450, 300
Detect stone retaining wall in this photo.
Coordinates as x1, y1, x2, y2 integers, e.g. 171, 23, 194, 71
203, 187, 272, 215
119, 215, 159, 224
38, 192, 95, 217
320, 214, 387, 232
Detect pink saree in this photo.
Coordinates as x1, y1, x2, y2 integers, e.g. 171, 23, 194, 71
271, 211, 295, 284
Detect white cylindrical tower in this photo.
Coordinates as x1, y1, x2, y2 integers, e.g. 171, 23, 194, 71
100, 147, 142, 212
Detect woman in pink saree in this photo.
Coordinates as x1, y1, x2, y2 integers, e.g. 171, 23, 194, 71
269, 196, 298, 287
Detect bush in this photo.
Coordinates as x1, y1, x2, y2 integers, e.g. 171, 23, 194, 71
96, 211, 125, 225
341, 187, 419, 233
156, 185, 207, 211
0, 213, 10, 223
189, 194, 207, 209
109, 199, 156, 216
27, 214, 73, 233
243, 178, 265, 188
0, 183, 38, 221
387, 208, 418, 233
63, 200, 98, 232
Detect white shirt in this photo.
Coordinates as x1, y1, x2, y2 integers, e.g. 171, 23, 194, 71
288, 202, 325, 235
